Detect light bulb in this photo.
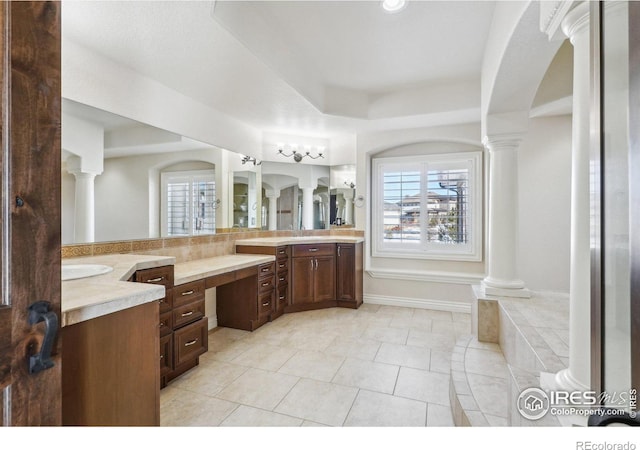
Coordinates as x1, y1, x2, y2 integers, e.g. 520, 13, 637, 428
382, 0, 406, 13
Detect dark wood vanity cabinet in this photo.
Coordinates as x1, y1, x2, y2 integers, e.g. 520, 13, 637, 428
235, 245, 290, 321
336, 243, 363, 308
291, 244, 336, 309
132, 266, 208, 388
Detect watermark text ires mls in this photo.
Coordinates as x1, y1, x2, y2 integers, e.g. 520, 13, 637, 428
516, 387, 637, 420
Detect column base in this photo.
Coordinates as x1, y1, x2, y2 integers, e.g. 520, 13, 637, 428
481, 279, 531, 298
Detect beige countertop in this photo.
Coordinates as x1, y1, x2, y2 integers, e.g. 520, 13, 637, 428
234, 236, 364, 247
174, 254, 275, 286
62, 253, 277, 327
61, 254, 175, 327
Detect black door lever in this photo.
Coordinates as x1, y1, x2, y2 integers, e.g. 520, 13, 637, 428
27, 301, 58, 374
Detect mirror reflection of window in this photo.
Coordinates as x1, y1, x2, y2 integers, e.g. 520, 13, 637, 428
161, 169, 216, 237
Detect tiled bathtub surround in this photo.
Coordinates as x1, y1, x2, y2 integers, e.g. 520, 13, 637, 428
160, 304, 470, 427
61, 229, 364, 261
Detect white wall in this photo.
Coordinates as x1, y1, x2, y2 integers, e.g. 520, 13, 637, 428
517, 115, 572, 292
356, 123, 485, 310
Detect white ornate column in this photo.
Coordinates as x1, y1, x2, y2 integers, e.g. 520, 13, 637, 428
300, 186, 315, 230
265, 189, 280, 231
554, 1, 591, 394
69, 170, 98, 243
343, 189, 354, 225
482, 133, 530, 298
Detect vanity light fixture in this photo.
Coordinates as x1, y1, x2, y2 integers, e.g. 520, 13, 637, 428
277, 144, 324, 163
240, 155, 261, 165
381, 0, 406, 13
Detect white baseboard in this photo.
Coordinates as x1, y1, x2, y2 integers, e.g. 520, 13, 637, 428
364, 294, 471, 314
208, 315, 218, 331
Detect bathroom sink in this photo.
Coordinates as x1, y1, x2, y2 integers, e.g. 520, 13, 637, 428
62, 264, 113, 281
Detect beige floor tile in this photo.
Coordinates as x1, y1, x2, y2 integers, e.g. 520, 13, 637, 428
358, 303, 381, 313
161, 394, 239, 426
430, 321, 459, 337
278, 350, 345, 382
376, 305, 415, 318
464, 348, 508, 379
301, 420, 328, 427
324, 337, 381, 361
220, 405, 303, 426
406, 329, 456, 352
361, 325, 409, 345
230, 343, 297, 371
426, 403, 455, 426
170, 360, 248, 396
286, 329, 338, 351
210, 327, 251, 341
332, 358, 400, 394
413, 309, 453, 322
344, 389, 427, 427
389, 316, 433, 331
429, 350, 452, 374
209, 339, 254, 362
216, 368, 299, 410
274, 378, 358, 426
374, 342, 431, 370
466, 373, 508, 418
394, 367, 451, 406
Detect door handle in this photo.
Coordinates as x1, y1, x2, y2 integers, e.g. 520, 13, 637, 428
27, 301, 58, 374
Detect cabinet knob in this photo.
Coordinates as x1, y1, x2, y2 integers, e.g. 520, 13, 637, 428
262, 301, 270, 307
262, 282, 270, 287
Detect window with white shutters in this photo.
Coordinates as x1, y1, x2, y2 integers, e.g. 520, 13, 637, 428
161, 170, 216, 237
372, 152, 482, 261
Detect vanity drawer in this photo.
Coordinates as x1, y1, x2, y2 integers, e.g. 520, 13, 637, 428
276, 259, 289, 273
258, 291, 274, 317
160, 334, 173, 376
173, 298, 205, 329
258, 262, 275, 278
258, 276, 275, 292
276, 246, 289, 259
276, 271, 288, 287
173, 279, 205, 308
159, 311, 173, 337
135, 265, 174, 288
291, 243, 335, 257
158, 289, 173, 314
173, 318, 208, 367
276, 285, 288, 310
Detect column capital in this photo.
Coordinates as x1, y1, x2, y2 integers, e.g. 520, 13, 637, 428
561, 1, 589, 43
265, 189, 280, 199
68, 169, 99, 180
482, 133, 524, 152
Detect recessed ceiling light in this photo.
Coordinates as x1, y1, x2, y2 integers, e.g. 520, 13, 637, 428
382, 0, 406, 13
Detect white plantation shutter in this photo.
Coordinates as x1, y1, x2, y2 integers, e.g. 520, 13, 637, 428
161, 170, 216, 237
372, 152, 482, 261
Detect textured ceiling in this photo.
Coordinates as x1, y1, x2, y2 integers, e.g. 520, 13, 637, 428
62, 1, 496, 139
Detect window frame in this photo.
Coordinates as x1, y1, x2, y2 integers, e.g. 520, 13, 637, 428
160, 169, 216, 237
371, 151, 483, 262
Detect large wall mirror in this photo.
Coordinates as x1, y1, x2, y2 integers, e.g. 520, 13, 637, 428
61, 100, 354, 244
61, 99, 234, 244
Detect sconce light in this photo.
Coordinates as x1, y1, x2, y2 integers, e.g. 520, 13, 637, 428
354, 195, 365, 208
344, 181, 355, 189
211, 198, 221, 209
277, 143, 324, 163
241, 155, 261, 165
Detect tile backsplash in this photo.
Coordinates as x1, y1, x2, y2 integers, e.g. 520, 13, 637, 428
62, 228, 364, 263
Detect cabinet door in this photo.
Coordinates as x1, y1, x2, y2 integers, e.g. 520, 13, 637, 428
336, 244, 355, 301
159, 333, 173, 377
291, 257, 315, 304
314, 255, 336, 302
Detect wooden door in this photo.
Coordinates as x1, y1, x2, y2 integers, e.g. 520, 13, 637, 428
291, 257, 314, 304
336, 244, 355, 302
0, 2, 61, 426
314, 256, 336, 302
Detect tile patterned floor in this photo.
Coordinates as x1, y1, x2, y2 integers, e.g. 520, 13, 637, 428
161, 304, 471, 427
